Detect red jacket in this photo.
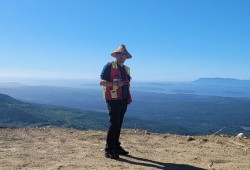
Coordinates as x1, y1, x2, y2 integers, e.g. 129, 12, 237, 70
103, 61, 132, 104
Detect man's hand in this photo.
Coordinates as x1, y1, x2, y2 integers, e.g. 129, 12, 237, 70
116, 81, 129, 87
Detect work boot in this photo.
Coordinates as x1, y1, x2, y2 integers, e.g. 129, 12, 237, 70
114, 146, 129, 155
105, 149, 119, 159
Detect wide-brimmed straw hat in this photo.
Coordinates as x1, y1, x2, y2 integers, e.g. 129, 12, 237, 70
111, 44, 132, 59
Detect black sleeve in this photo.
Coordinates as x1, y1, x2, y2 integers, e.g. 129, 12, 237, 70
100, 63, 111, 81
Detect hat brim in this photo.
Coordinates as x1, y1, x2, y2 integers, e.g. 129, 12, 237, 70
111, 52, 132, 59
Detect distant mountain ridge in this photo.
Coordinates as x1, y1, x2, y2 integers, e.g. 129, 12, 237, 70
1, 77, 250, 89
0, 82, 24, 88
193, 78, 250, 86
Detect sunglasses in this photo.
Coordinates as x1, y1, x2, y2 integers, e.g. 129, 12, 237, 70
116, 52, 128, 57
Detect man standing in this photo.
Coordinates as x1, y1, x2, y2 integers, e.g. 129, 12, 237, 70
100, 44, 132, 159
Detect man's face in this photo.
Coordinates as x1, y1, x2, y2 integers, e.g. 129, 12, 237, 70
116, 53, 127, 64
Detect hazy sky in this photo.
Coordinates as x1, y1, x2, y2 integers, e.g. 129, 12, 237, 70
1, 0, 250, 83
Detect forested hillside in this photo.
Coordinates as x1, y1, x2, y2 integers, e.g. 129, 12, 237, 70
0, 93, 108, 130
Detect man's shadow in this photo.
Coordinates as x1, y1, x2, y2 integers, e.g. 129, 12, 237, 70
118, 155, 207, 170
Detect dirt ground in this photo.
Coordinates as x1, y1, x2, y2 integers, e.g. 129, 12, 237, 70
0, 127, 249, 170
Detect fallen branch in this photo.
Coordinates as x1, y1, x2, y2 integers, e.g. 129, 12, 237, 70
212, 127, 226, 135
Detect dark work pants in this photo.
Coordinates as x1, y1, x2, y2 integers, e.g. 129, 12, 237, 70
106, 99, 127, 150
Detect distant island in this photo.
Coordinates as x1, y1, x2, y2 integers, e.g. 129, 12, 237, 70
192, 77, 250, 86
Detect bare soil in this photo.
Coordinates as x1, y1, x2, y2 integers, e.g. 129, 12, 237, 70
0, 127, 249, 170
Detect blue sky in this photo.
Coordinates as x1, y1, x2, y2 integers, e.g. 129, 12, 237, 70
0, 0, 250, 83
